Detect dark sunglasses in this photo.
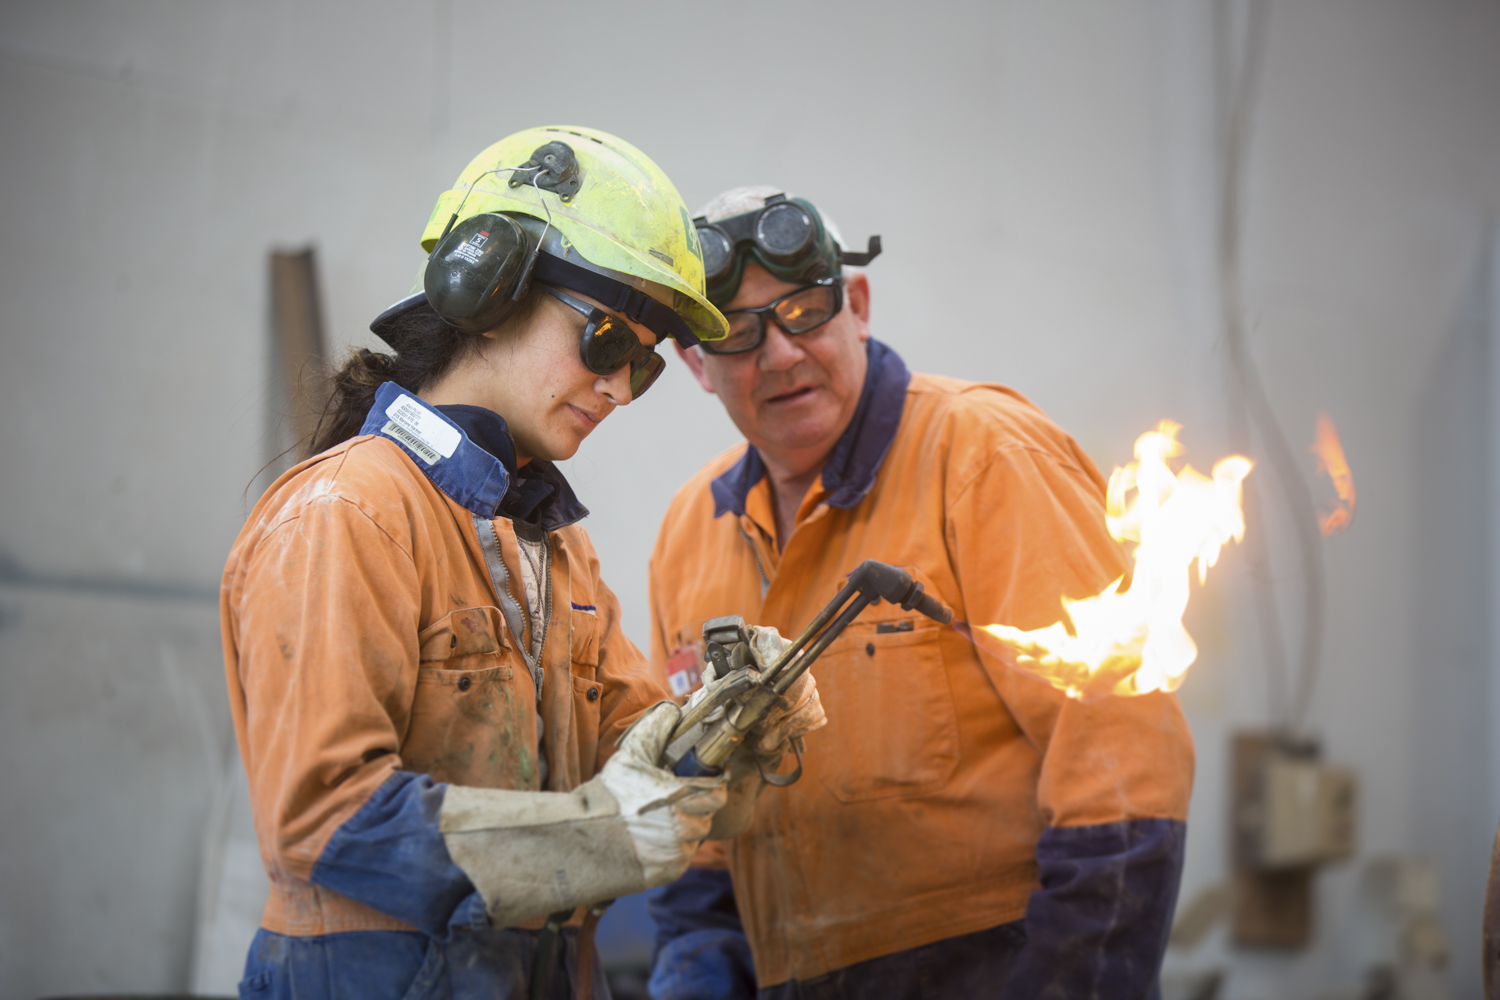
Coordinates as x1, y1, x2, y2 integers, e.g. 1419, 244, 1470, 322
542, 285, 666, 399
699, 279, 844, 356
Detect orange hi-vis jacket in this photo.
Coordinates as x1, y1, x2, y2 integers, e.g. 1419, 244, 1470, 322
647, 341, 1194, 991
221, 384, 666, 959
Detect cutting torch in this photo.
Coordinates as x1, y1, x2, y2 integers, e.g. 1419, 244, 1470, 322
662, 560, 953, 785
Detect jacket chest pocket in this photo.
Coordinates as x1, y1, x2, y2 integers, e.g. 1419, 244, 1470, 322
568, 604, 599, 667
809, 619, 960, 803
406, 608, 539, 789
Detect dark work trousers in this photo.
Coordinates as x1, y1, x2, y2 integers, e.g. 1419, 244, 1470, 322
756, 921, 1026, 1000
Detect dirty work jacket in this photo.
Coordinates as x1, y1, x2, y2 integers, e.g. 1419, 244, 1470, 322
220, 382, 666, 999
646, 340, 1194, 997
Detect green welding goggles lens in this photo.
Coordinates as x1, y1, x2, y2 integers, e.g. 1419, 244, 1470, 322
697, 198, 817, 278
542, 285, 666, 398
694, 194, 881, 306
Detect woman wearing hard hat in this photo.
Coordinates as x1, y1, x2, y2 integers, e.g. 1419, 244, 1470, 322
219, 127, 816, 1000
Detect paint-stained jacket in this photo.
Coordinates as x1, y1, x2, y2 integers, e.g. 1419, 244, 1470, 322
646, 341, 1194, 996
220, 382, 666, 998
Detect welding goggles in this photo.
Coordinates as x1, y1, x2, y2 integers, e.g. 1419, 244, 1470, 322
542, 285, 666, 398
694, 194, 881, 307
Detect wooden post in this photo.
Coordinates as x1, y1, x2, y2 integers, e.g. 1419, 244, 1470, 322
1485, 821, 1500, 998
270, 247, 328, 457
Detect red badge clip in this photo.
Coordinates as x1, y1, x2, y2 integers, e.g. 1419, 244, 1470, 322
665, 646, 703, 699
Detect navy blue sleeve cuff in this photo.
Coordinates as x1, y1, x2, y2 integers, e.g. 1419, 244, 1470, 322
310, 770, 478, 939
649, 929, 756, 1000
1003, 818, 1186, 1000
647, 868, 754, 1000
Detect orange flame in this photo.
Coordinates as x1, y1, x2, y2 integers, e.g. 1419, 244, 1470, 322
973, 422, 1252, 700
1310, 414, 1355, 535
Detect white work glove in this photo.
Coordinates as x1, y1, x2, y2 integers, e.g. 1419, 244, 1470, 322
744, 625, 828, 757
439, 701, 725, 927
599, 701, 727, 885
684, 625, 829, 758
687, 625, 828, 840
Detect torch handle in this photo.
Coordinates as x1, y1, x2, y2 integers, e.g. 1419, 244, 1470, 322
672, 747, 720, 778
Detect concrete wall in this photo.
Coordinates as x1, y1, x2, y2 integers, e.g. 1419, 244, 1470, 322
2, 2, 1498, 997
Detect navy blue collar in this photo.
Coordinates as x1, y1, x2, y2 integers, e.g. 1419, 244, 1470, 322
358, 382, 588, 531
710, 339, 911, 518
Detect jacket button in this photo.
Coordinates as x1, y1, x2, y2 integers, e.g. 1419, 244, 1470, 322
450, 634, 457, 648
457, 676, 472, 692
587, 687, 600, 702
866, 643, 876, 657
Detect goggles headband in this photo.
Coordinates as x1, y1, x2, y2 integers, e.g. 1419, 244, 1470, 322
694, 194, 880, 307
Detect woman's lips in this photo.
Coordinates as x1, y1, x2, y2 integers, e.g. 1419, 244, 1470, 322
568, 403, 602, 427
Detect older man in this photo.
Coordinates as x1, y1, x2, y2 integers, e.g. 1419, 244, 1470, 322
645, 187, 1194, 1000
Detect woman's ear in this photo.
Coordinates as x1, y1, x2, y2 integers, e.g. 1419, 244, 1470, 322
674, 342, 717, 394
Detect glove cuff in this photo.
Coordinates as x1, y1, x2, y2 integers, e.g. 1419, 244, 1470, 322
440, 776, 647, 927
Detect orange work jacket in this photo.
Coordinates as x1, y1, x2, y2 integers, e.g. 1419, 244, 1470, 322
648, 349, 1195, 986
221, 384, 666, 939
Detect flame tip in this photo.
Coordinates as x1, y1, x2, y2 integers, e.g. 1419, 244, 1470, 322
1309, 414, 1356, 536
972, 419, 1250, 700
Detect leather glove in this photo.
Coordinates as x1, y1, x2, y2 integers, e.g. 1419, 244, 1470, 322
744, 625, 827, 756
440, 701, 726, 927
689, 625, 827, 840
684, 625, 829, 759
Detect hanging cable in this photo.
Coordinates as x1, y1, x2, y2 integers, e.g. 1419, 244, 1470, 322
1216, 0, 1327, 737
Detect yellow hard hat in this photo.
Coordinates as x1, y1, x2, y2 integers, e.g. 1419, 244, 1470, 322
418, 125, 728, 344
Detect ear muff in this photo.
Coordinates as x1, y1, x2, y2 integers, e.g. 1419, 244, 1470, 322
423, 213, 534, 334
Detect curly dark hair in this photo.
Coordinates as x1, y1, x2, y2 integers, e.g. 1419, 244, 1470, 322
307, 294, 541, 457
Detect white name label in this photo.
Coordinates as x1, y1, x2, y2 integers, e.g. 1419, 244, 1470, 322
381, 394, 460, 466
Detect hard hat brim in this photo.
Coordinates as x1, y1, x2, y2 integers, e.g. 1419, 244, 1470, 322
368, 292, 435, 352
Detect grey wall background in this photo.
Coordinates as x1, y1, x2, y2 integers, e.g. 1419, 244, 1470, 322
2, 2, 1499, 997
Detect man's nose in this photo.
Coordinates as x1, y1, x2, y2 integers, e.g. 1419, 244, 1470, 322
597, 366, 634, 406
757, 323, 805, 371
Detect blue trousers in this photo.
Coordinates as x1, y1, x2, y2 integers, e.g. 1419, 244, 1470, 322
757, 921, 1026, 1000
240, 924, 611, 1000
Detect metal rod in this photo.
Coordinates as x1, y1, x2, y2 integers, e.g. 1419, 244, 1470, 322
761, 577, 862, 684
770, 593, 875, 696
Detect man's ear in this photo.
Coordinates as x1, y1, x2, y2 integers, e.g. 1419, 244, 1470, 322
674, 342, 717, 394
844, 272, 871, 341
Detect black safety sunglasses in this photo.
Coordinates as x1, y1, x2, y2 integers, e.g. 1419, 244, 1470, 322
699, 279, 844, 356
542, 285, 666, 398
